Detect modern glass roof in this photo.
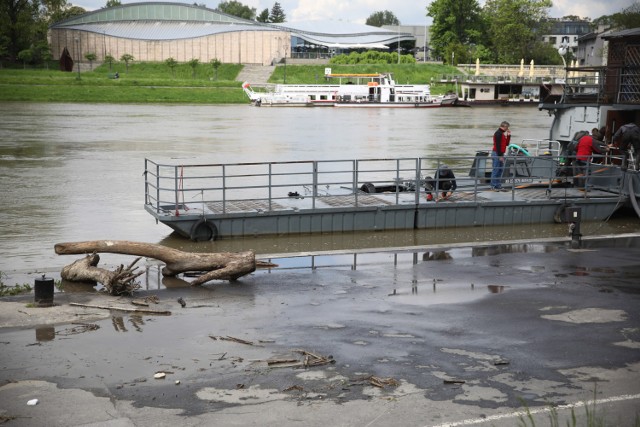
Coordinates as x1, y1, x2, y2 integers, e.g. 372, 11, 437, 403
50, 2, 414, 48
51, 2, 252, 27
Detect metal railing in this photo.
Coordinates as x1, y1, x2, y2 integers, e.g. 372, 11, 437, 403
144, 143, 626, 218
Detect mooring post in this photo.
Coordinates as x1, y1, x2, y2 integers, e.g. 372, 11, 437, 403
34, 274, 54, 307
565, 206, 582, 249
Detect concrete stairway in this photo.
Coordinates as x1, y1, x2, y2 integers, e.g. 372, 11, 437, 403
236, 64, 275, 86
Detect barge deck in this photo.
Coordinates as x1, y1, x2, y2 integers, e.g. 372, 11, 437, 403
144, 152, 634, 241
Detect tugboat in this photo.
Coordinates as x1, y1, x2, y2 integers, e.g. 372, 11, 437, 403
538, 27, 640, 218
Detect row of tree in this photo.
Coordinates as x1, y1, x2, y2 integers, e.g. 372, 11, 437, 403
1, 0, 638, 67
426, 0, 640, 66
215, 0, 285, 23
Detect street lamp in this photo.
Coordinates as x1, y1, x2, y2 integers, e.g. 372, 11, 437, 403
423, 23, 427, 62
558, 46, 568, 102
558, 46, 567, 81
283, 45, 287, 84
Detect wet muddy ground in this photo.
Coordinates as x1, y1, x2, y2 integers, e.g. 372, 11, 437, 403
1, 237, 639, 426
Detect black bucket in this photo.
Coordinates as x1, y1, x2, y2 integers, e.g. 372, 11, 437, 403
34, 275, 54, 307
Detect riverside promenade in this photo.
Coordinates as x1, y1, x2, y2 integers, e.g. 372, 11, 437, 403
1, 234, 639, 426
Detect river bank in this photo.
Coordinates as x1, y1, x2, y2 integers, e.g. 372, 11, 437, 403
0, 63, 458, 104
1, 235, 640, 426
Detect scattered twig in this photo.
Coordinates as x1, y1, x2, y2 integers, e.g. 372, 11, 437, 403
350, 375, 400, 388
209, 335, 255, 345
131, 299, 149, 307
369, 376, 400, 388
293, 349, 335, 368
267, 358, 302, 368
443, 379, 466, 384
69, 302, 171, 315
144, 295, 159, 304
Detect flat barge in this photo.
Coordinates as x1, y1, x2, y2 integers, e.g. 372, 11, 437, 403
143, 150, 636, 241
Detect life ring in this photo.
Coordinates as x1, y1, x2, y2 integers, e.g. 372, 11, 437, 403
190, 218, 217, 241
553, 204, 567, 224
360, 182, 376, 193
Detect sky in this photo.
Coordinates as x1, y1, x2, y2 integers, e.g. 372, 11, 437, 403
74, 0, 636, 25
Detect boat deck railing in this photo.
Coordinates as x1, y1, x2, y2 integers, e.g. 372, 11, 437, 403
144, 140, 627, 218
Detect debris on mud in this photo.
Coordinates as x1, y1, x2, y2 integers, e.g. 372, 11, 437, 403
209, 335, 256, 345
443, 379, 466, 384
69, 302, 171, 315
350, 375, 400, 388
265, 349, 335, 369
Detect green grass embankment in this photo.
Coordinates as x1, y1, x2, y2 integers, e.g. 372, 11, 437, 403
0, 62, 460, 104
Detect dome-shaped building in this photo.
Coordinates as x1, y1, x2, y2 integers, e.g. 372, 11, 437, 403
48, 2, 415, 66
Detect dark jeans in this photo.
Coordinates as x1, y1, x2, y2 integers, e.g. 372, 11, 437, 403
490, 151, 504, 189
574, 159, 589, 187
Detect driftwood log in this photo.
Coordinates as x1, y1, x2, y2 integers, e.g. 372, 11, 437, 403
55, 240, 256, 286
60, 253, 144, 295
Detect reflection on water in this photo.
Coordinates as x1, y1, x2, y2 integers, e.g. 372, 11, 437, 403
111, 315, 145, 333
0, 102, 638, 275
35, 326, 55, 341
135, 242, 568, 290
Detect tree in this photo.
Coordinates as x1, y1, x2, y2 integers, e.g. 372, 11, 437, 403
165, 57, 177, 77
85, 52, 96, 70
268, 2, 285, 23
41, 0, 68, 23
427, 0, 485, 62
120, 53, 133, 72
54, 5, 86, 21
611, 2, 640, 29
210, 58, 221, 80
365, 10, 400, 27
256, 8, 269, 22
104, 53, 115, 71
482, 0, 552, 64
187, 58, 199, 78
104, 0, 121, 7
17, 48, 32, 68
40, 44, 52, 69
216, 0, 256, 20
1, 0, 41, 61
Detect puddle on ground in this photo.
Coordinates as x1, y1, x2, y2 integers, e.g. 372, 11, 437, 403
11, 239, 639, 300
388, 281, 512, 307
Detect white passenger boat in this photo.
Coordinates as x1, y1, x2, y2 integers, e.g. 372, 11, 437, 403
242, 72, 441, 108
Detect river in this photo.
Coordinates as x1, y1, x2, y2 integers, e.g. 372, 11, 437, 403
0, 102, 638, 274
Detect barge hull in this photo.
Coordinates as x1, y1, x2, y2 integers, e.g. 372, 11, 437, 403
145, 190, 624, 240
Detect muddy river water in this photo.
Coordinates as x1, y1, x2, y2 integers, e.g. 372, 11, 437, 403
1, 102, 638, 275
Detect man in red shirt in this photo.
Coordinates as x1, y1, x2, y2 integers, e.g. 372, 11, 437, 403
491, 121, 511, 191
574, 130, 609, 189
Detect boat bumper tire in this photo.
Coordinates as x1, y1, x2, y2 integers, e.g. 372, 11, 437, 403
190, 219, 217, 241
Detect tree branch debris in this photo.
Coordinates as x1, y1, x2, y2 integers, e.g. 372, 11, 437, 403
54, 240, 258, 292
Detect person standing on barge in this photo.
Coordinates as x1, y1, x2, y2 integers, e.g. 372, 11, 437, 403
612, 122, 640, 170
574, 129, 609, 190
491, 121, 511, 191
